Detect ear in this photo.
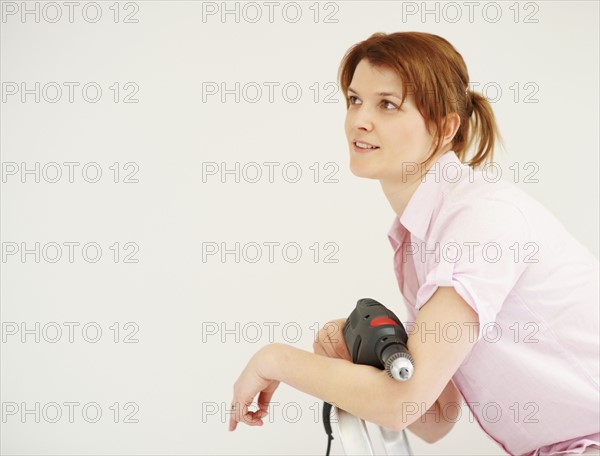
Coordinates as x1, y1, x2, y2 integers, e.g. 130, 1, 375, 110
428, 112, 462, 155
440, 112, 461, 148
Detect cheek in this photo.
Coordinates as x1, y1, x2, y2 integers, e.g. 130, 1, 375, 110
343, 116, 352, 137
397, 117, 431, 144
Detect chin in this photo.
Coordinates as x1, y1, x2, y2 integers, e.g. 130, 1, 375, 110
349, 160, 382, 180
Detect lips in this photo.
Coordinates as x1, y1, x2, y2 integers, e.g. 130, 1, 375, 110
353, 139, 379, 148
353, 141, 380, 153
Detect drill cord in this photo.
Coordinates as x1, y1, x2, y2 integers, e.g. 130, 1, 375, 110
323, 401, 334, 456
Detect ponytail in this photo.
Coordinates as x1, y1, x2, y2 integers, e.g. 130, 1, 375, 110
456, 90, 505, 169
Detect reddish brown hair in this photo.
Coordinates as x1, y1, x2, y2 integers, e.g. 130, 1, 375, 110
338, 31, 504, 169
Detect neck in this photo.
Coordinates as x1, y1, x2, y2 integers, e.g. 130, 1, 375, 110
379, 148, 451, 218
379, 175, 423, 219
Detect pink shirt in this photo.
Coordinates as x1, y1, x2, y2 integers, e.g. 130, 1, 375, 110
387, 150, 599, 455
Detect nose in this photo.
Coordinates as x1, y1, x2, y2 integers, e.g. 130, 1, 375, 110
349, 106, 374, 132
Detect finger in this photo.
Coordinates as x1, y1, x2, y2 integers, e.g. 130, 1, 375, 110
242, 410, 263, 427
316, 328, 343, 359
238, 400, 265, 427
332, 321, 351, 360
256, 381, 279, 414
228, 401, 255, 431
229, 399, 253, 430
229, 402, 238, 431
325, 330, 349, 361
313, 342, 327, 357
247, 409, 265, 425
338, 338, 351, 361
324, 322, 342, 344
316, 337, 336, 359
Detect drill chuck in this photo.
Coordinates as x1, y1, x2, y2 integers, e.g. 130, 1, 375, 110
384, 350, 415, 381
343, 298, 414, 381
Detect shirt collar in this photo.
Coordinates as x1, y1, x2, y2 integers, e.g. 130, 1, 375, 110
388, 150, 463, 244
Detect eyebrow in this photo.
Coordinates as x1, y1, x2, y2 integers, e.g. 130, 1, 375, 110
347, 87, 402, 99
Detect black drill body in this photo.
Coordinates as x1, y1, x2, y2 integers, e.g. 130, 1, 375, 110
343, 297, 411, 371
322, 298, 415, 455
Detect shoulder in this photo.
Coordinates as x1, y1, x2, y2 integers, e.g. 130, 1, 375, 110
434, 178, 532, 243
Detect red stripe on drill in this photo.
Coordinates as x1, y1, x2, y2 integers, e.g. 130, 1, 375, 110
370, 317, 398, 327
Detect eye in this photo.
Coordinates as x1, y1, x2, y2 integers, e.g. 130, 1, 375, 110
347, 95, 398, 111
381, 99, 398, 110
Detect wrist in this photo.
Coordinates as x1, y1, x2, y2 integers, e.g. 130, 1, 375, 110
258, 342, 288, 380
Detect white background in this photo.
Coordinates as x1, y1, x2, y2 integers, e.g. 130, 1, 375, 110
1, 1, 598, 455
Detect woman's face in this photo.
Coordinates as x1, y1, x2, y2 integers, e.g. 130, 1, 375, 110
344, 58, 437, 182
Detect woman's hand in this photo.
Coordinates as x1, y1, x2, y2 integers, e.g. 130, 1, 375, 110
229, 344, 281, 432
312, 318, 351, 361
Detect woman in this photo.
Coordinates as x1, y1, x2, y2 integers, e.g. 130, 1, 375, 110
228, 32, 599, 456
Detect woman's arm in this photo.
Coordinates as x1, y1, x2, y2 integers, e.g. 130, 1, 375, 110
311, 317, 462, 442
263, 343, 408, 430
406, 379, 462, 443
252, 286, 479, 432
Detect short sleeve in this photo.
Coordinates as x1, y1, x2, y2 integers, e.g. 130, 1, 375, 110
414, 198, 533, 343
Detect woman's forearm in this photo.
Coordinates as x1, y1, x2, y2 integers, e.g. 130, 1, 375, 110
262, 343, 425, 431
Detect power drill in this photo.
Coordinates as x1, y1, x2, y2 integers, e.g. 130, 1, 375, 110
322, 298, 415, 456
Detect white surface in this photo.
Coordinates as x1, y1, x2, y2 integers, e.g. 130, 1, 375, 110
1, 1, 598, 455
